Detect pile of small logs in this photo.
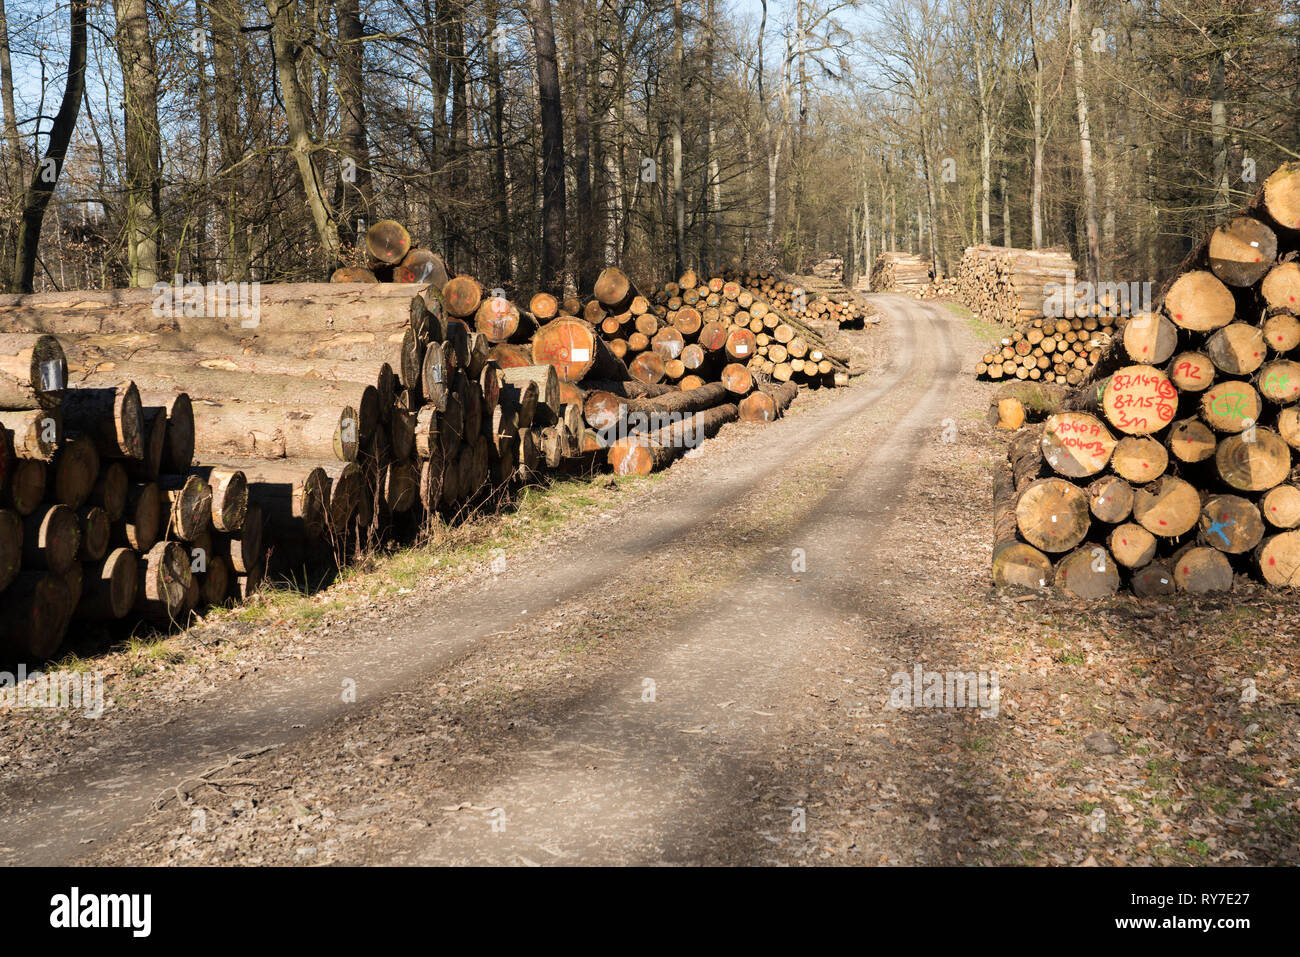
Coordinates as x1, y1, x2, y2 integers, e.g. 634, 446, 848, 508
869, 251, 932, 293
472, 267, 806, 476
723, 269, 871, 327
975, 314, 1123, 385
957, 245, 1077, 325
993, 162, 1300, 597
580, 267, 852, 390
917, 277, 960, 300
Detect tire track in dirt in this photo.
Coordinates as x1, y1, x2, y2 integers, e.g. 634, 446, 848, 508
396, 295, 965, 864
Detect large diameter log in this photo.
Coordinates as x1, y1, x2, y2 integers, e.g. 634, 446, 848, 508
992, 461, 1053, 588
366, 220, 412, 264
1055, 545, 1120, 598
474, 296, 522, 342
21, 503, 80, 573
594, 267, 636, 311
1015, 477, 1090, 552
187, 465, 248, 532
0, 285, 431, 338
61, 382, 144, 460
532, 317, 628, 382
1215, 429, 1290, 491
159, 474, 214, 542
5, 458, 45, 515
1040, 412, 1115, 477
1163, 271, 1235, 332
1257, 531, 1300, 586
1086, 475, 1133, 523
443, 275, 483, 319
1100, 366, 1178, 435
91, 461, 127, 521
1204, 323, 1267, 377
606, 403, 738, 476
1262, 162, 1300, 230
1123, 314, 1177, 365
70, 343, 398, 416
1258, 360, 1300, 405
130, 406, 167, 480
1198, 494, 1264, 554
50, 433, 99, 508
738, 380, 799, 423
1167, 418, 1217, 464
113, 481, 161, 551
395, 249, 448, 287
1262, 485, 1300, 529
1107, 523, 1156, 569
0, 572, 70, 659
1132, 475, 1200, 537
188, 397, 365, 462
135, 540, 193, 623
73, 362, 381, 445
1168, 352, 1215, 392
1110, 436, 1167, 484
76, 547, 139, 620
0, 333, 66, 410
1171, 545, 1234, 594
211, 459, 328, 545
216, 502, 263, 574
0, 408, 61, 461
1207, 216, 1277, 287
628, 352, 666, 384
76, 505, 110, 561
1131, 562, 1176, 597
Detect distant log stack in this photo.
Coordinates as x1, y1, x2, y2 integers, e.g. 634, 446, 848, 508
869, 251, 932, 294
992, 162, 1300, 597
957, 245, 1078, 325
721, 268, 872, 328
578, 266, 854, 389
975, 314, 1124, 386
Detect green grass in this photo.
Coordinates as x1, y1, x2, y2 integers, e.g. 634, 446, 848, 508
206, 474, 662, 632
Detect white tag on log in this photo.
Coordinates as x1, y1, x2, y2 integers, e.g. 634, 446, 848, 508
571, 348, 590, 362
735, 344, 748, 354
40, 360, 63, 391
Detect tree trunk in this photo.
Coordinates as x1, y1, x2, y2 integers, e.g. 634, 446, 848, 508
1068, 0, 1101, 282
528, 0, 566, 292
266, 0, 340, 270
112, 0, 163, 287
11, 0, 86, 293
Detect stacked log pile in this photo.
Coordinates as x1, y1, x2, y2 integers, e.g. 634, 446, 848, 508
577, 267, 852, 392
975, 314, 1124, 385
723, 268, 872, 327
518, 267, 812, 475
957, 245, 1077, 325
917, 277, 960, 300
0, 273, 569, 659
993, 162, 1300, 597
870, 251, 932, 293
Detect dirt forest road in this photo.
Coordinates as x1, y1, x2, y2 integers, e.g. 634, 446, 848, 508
9, 296, 1290, 867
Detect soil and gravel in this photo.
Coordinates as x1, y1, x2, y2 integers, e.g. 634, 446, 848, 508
1, 294, 1296, 866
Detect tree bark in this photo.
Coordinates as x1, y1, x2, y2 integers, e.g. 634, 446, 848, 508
11, 0, 86, 293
